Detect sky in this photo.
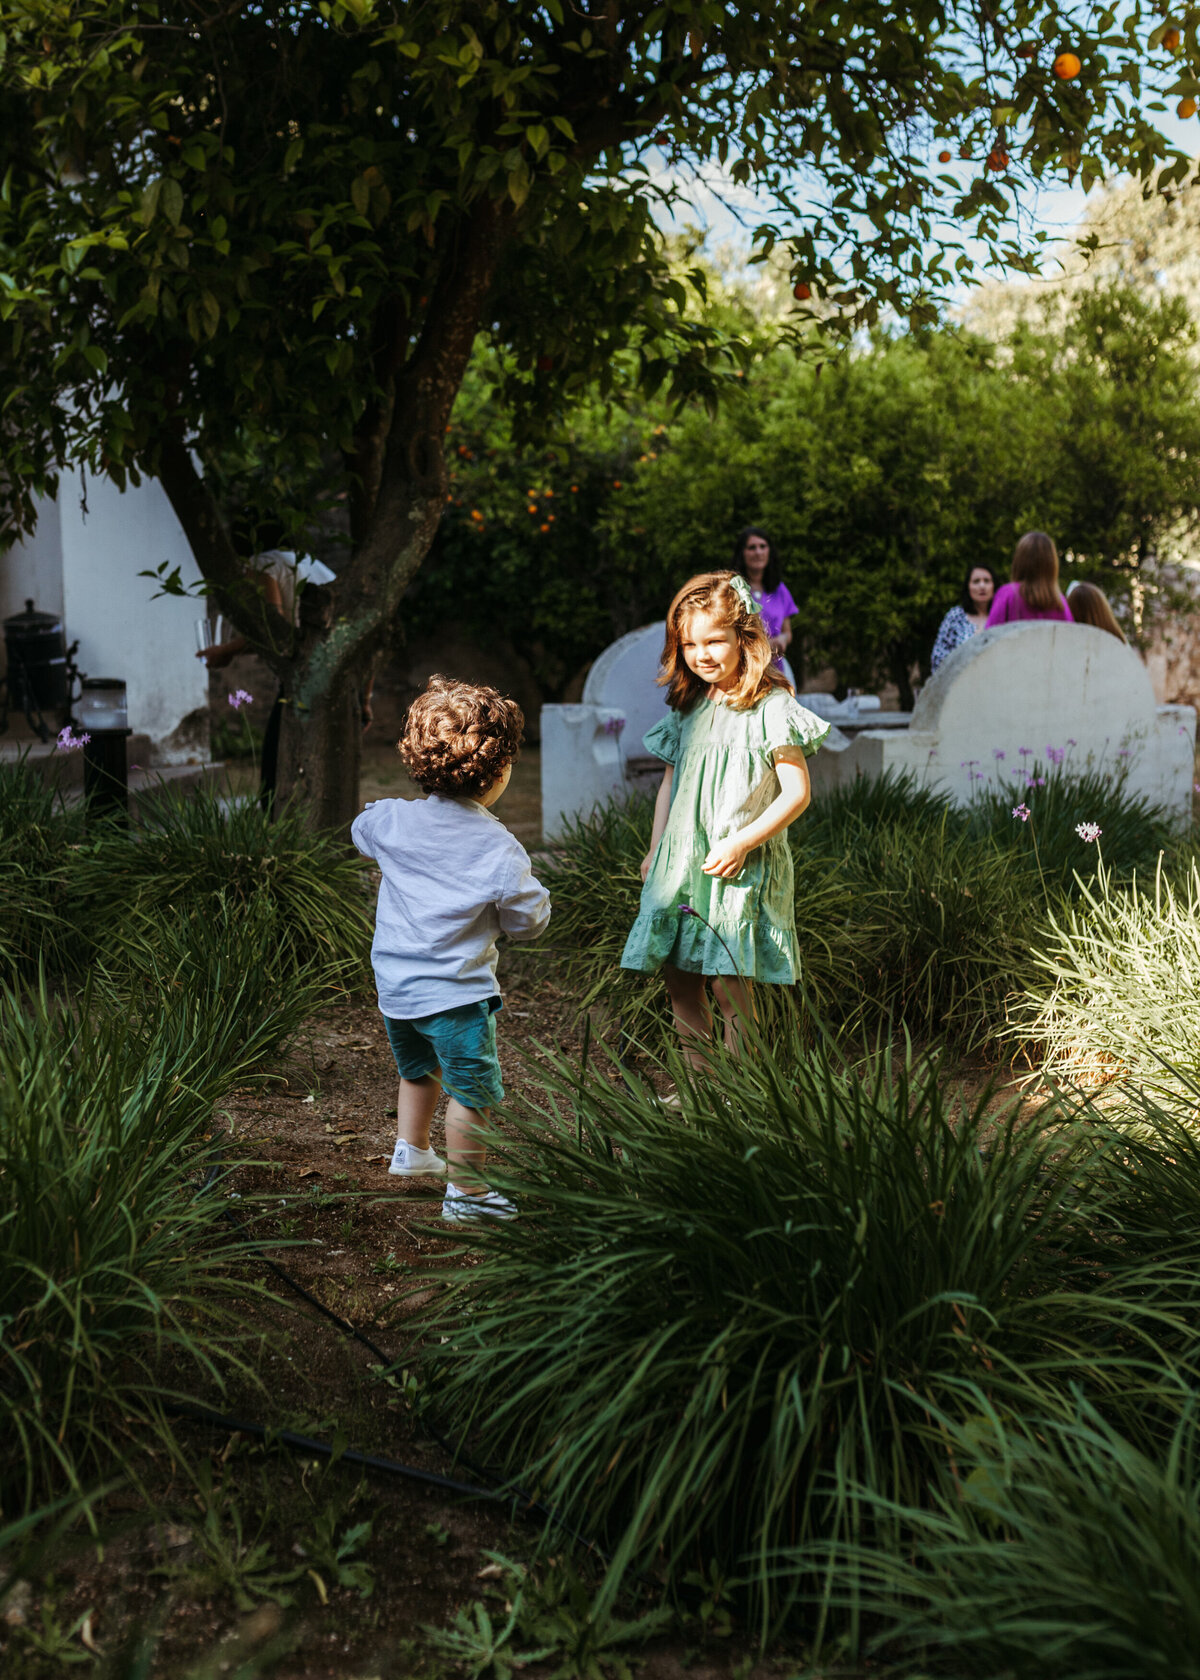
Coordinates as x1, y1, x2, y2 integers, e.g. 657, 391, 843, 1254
652, 106, 1200, 305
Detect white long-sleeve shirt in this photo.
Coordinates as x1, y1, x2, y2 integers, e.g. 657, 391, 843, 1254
351, 793, 550, 1019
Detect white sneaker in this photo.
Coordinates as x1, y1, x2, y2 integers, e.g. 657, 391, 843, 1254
441, 1183, 516, 1222
388, 1141, 447, 1177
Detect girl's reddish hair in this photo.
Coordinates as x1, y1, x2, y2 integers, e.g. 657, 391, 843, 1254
658, 571, 792, 713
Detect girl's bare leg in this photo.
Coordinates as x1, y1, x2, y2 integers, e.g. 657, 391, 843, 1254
397, 1075, 440, 1149
662, 963, 712, 1069
445, 1098, 488, 1192
713, 975, 754, 1055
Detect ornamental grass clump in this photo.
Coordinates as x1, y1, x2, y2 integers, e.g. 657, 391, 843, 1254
1019, 858, 1200, 1101
0, 970, 281, 1518
417, 1023, 1195, 1640
0, 757, 86, 979
838, 1398, 1200, 1679
68, 782, 372, 992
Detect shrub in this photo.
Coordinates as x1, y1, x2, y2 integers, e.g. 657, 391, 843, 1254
967, 754, 1174, 891
1019, 859, 1200, 1100
418, 1026, 1197, 1640
0, 758, 86, 980
67, 783, 372, 992
0, 962, 289, 1516
845, 1399, 1200, 1679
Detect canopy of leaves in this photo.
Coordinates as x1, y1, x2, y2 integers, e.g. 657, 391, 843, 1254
425, 286, 1200, 701
3, 0, 1200, 551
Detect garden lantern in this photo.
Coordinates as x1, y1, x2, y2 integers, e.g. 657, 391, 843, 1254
79, 676, 132, 818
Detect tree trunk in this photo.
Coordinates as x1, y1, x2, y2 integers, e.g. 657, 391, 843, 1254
275, 668, 363, 835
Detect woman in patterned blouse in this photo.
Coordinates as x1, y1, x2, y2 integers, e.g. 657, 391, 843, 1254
931, 563, 998, 672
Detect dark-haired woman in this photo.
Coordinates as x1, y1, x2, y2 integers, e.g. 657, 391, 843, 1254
986, 531, 1073, 627
930, 564, 998, 672
733, 527, 798, 678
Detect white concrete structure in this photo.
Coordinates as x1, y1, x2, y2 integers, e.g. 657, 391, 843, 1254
1, 468, 209, 759
811, 620, 1196, 825
541, 615, 1197, 837
541, 621, 870, 838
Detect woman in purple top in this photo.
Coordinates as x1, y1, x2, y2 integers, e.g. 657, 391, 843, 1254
733, 527, 799, 681
986, 531, 1073, 627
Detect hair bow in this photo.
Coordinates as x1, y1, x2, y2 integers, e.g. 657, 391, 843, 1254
729, 573, 761, 615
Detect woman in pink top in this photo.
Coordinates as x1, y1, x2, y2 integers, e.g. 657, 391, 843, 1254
986, 531, 1073, 626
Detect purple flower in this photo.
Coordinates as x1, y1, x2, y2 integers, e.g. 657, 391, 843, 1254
1194, 783, 1200, 795
1067, 738, 1077, 747
992, 748, 1006, 761
1075, 822, 1102, 844
969, 769, 984, 781
56, 726, 91, 752
1018, 746, 1033, 758
1046, 746, 1065, 766
1012, 803, 1031, 822
679, 904, 694, 916
602, 714, 626, 736
228, 689, 254, 710
1117, 747, 1130, 759
1025, 775, 1046, 789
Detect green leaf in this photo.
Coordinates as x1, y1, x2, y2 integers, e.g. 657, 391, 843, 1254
160, 177, 184, 227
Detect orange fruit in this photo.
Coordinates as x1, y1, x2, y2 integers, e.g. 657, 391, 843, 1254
1179, 95, 1197, 117
539, 522, 550, 533
792, 281, 811, 301
1164, 26, 1181, 50
527, 503, 537, 514
1016, 41, 1036, 58
938, 149, 952, 163
986, 145, 1010, 171
1053, 51, 1081, 79
613, 479, 622, 488
570, 485, 579, 493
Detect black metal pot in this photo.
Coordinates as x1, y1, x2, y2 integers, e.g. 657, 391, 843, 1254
3, 598, 69, 711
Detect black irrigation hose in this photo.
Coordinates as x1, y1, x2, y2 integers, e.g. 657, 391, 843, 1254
163, 1403, 509, 1503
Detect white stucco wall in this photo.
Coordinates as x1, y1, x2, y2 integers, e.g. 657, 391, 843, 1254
3, 469, 209, 758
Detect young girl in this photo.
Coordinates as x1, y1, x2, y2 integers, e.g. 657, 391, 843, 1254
620, 571, 830, 1061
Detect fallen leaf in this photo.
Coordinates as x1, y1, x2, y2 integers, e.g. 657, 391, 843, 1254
477, 1562, 505, 1580
80, 1611, 102, 1655
332, 1132, 359, 1146
296, 1167, 321, 1179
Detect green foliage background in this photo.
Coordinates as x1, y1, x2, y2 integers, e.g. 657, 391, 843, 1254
416, 285, 1200, 701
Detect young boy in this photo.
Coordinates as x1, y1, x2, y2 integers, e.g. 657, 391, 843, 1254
351, 675, 550, 1222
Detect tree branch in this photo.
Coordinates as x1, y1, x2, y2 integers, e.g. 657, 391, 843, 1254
156, 427, 294, 662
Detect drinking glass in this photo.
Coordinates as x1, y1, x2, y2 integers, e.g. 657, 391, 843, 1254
195, 615, 225, 654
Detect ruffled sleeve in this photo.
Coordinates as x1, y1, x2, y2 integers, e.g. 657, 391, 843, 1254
642, 709, 682, 765
762, 691, 830, 759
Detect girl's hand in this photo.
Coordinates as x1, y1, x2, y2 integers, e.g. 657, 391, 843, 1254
769, 635, 785, 656
640, 851, 653, 882
702, 839, 750, 879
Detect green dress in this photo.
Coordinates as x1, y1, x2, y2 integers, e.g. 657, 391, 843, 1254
620, 689, 830, 984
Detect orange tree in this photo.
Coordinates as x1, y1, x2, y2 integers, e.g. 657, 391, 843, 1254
3, 0, 1198, 825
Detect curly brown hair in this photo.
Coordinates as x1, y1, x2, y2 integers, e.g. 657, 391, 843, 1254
659, 571, 792, 713
398, 675, 524, 799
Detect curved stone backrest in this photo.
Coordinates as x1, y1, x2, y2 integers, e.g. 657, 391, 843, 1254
913, 619, 1157, 745
811, 619, 1196, 824
582, 621, 669, 754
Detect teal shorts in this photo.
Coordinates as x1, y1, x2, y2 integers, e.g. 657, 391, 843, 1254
382, 997, 504, 1112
